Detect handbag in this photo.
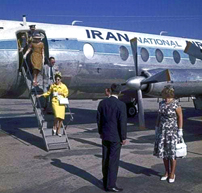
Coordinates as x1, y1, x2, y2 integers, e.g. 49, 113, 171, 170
176, 137, 187, 158
58, 97, 69, 105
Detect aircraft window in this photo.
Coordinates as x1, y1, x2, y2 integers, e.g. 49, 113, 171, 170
83, 43, 94, 59
119, 46, 129, 61
189, 55, 196, 65
155, 49, 164, 63
173, 50, 181, 64
141, 48, 149, 62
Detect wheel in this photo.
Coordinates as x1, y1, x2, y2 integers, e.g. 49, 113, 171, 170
127, 103, 137, 117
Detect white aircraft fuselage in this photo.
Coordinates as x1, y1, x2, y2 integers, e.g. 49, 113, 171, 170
0, 19, 202, 100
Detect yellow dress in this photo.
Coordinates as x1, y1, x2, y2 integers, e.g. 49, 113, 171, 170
43, 82, 69, 120
30, 42, 44, 71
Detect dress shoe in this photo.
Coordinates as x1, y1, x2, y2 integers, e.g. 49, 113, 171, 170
160, 175, 168, 181
106, 187, 123, 192
52, 129, 56, 135
56, 133, 62, 137
169, 175, 176, 183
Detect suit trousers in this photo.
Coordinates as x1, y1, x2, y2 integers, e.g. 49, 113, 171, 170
102, 140, 121, 189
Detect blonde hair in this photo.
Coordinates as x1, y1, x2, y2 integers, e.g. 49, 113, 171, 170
161, 85, 175, 99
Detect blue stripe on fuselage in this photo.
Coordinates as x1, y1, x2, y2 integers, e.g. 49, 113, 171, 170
0, 39, 189, 59
0, 40, 18, 49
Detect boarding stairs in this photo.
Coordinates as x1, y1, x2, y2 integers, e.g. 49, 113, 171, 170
21, 59, 73, 151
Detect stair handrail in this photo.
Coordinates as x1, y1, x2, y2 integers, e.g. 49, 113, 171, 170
22, 58, 45, 127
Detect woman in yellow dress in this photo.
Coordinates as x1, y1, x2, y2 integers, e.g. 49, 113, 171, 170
37, 72, 69, 136
24, 34, 44, 86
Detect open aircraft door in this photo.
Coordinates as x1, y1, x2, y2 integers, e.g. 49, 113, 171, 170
16, 29, 49, 72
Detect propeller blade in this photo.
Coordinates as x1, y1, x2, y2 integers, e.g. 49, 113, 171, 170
184, 41, 202, 60
137, 89, 145, 129
141, 69, 171, 84
130, 37, 138, 76
130, 37, 145, 129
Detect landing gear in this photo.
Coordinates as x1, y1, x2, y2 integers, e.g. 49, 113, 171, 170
126, 102, 137, 117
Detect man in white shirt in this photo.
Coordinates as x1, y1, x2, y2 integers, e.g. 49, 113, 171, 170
43, 57, 58, 113
44, 57, 58, 85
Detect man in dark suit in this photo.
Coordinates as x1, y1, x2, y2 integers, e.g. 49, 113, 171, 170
97, 83, 127, 192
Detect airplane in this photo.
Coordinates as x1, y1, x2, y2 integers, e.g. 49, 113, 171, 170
1, 17, 202, 128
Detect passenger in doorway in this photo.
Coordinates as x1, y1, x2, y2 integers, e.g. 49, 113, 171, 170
37, 72, 69, 137
153, 85, 183, 183
97, 83, 127, 192
27, 25, 37, 44
19, 33, 27, 53
23, 33, 45, 86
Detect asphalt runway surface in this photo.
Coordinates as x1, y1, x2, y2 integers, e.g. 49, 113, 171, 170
0, 98, 202, 193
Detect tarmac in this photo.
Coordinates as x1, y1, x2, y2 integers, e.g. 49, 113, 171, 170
0, 98, 202, 193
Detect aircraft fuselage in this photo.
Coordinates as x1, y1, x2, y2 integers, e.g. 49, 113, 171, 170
1, 20, 202, 100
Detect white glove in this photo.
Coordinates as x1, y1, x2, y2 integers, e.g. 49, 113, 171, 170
53, 92, 58, 97
23, 54, 27, 59
178, 128, 183, 137
155, 126, 158, 136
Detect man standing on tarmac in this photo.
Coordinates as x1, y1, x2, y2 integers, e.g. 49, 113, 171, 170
97, 83, 127, 192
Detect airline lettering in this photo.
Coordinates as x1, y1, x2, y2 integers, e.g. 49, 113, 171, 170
192, 41, 202, 48
137, 37, 182, 48
86, 29, 129, 42
86, 29, 182, 48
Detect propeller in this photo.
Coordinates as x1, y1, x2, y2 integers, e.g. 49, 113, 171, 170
126, 38, 171, 129
130, 38, 145, 129
184, 41, 202, 60
125, 69, 171, 90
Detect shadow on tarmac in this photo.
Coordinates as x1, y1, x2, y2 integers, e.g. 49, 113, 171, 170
0, 106, 202, 152
71, 157, 202, 193
0, 116, 46, 151
95, 154, 160, 177
51, 159, 104, 190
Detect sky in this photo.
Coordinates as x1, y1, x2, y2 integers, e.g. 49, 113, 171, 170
0, 0, 202, 40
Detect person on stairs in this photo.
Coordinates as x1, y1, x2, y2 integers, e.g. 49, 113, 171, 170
23, 33, 44, 86
37, 72, 69, 137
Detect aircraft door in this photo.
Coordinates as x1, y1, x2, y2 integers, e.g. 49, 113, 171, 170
16, 30, 49, 73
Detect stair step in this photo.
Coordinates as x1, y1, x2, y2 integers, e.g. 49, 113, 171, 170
43, 128, 65, 137
48, 142, 69, 150
43, 128, 53, 136
46, 135, 67, 144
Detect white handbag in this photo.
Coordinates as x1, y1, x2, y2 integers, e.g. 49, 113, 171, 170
176, 137, 187, 158
58, 96, 69, 105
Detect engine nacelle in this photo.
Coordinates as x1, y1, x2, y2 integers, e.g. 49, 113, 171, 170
143, 69, 202, 98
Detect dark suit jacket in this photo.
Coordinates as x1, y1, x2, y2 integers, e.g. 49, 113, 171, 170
97, 96, 127, 142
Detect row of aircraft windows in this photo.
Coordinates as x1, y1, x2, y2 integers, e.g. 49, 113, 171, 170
83, 43, 196, 65
140, 47, 196, 65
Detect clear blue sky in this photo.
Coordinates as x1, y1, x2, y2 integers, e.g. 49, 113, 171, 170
0, 0, 202, 39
